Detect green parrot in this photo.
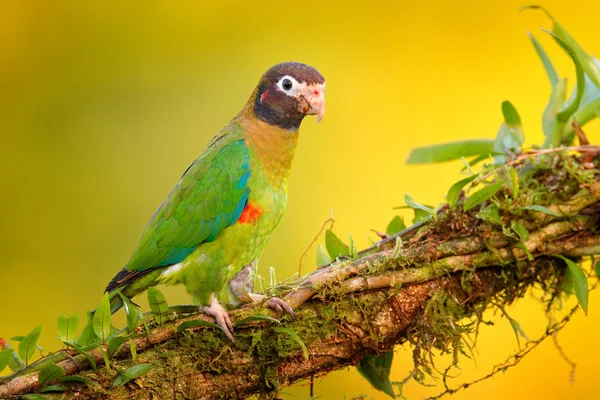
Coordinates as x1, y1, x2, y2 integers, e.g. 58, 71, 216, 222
105, 62, 326, 341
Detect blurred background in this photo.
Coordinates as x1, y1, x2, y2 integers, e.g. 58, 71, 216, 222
1, 0, 599, 398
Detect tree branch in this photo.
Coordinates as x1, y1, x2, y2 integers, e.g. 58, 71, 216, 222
1, 150, 599, 399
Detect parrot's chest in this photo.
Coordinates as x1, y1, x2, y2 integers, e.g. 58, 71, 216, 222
241, 183, 287, 245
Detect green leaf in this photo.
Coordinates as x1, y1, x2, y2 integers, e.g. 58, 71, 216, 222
466, 153, 492, 169
385, 215, 406, 236
98, 347, 110, 373
325, 229, 350, 259
556, 255, 589, 314
0, 340, 26, 372
348, 233, 358, 259
528, 32, 559, 88
477, 204, 502, 225
112, 363, 152, 387
404, 193, 435, 219
511, 221, 529, 241
542, 79, 567, 147
273, 327, 308, 360
542, 29, 586, 124
19, 325, 42, 366
269, 266, 277, 289
93, 293, 112, 342
64, 341, 97, 369
147, 287, 169, 325
412, 208, 430, 224
57, 314, 79, 343
9, 336, 43, 353
522, 205, 561, 217
501, 100, 522, 127
316, 245, 332, 268
38, 385, 68, 393
594, 259, 600, 278
235, 314, 281, 327
565, 76, 600, 142
167, 305, 202, 314
130, 339, 137, 362
123, 300, 140, 334
496, 102, 525, 162
447, 175, 478, 209
357, 351, 395, 399
493, 123, 523, 164
57, 375, 93, 386
523, 7, 599, 147
121, 292, 150, 335
176, 319, 222, 333
506, 166, 519, 199
529, 6, 600, 90
516, 242, 533, 261
0, 349, 13, 371
406, 139, 495, 164
119, 293, 143, 334
107, 336, 129, 357
20, 395, 47, 400
512, 222, 533, 261
38, 364, 66, 385
463, 182, 503, 212
76, 311, 99, 347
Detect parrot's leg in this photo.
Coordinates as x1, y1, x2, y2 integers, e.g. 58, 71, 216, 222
202, 294, 235, 342
230, 261, 295, 317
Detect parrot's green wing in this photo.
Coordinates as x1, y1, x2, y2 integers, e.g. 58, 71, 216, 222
125, 132, 250, 273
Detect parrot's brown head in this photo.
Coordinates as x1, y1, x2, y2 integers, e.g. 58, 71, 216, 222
252, 62, 326, 130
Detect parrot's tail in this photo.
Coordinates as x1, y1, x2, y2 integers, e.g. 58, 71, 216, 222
105, 267, 165, 314
105, 267, 138, 293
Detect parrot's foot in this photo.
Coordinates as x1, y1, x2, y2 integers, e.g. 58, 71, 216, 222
202, 295, 234, 342
265, 296, 295, 317
245, 293, 295, 318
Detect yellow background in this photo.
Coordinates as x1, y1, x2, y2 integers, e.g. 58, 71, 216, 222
1, 1, 599, 398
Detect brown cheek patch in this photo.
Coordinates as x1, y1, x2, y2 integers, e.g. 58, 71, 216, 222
297, 97, 310, 114
238, 201, 263, 224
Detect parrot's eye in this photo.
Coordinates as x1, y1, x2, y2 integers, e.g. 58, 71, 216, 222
277, 75, 298, 94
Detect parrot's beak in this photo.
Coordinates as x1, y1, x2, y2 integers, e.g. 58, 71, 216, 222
298, 83, 326, 122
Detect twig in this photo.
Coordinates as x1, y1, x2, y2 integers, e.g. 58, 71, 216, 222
298, 211, 335, 276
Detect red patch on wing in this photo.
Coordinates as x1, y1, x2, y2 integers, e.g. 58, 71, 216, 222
238, 201, 263, 224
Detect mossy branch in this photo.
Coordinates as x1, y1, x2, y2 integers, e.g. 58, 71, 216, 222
1, 151, 599, 399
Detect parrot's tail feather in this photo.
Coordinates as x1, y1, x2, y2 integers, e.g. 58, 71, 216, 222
105, 267, 141, 293
105, 266, 166, 314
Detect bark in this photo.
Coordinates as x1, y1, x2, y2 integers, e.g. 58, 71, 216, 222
1, 150, 599, 399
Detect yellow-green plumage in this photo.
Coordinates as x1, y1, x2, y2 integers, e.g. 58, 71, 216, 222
160, 109, 299, 306
104, 62, 325, 339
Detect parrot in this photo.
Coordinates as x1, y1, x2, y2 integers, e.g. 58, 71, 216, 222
104, 62, 326, 341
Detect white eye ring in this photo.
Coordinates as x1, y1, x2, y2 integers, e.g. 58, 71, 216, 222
276, 75, 298, 94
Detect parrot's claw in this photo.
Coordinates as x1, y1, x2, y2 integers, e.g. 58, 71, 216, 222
265, 297, 295, 318
202, 295, 234, 342
244, 293, 294, 318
